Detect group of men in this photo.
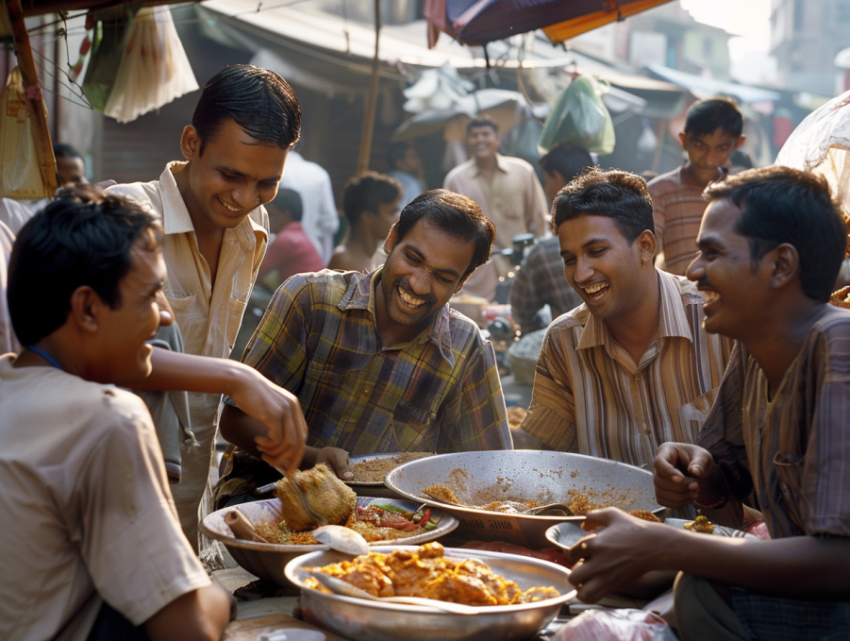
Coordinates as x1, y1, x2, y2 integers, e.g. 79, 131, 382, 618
1, 61, 848, 641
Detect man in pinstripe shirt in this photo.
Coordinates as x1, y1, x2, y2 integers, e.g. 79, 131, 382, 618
518, 168, 733, 468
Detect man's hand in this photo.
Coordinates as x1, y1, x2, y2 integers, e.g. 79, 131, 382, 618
314, 447, 353, 480
567, 508, 673, 603
653, 442, 715, 509
228, 367, 307, 475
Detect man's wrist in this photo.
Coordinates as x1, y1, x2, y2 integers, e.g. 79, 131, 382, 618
694, 464, 730, 509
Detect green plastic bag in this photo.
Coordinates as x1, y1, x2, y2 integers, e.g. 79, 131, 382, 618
81, 3, 141, 113
539, 75, 615, 155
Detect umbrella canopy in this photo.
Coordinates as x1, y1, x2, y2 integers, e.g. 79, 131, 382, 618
427, 0, 675, 47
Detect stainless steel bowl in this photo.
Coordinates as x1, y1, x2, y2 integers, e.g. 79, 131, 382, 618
384, 450, 662, 547
200, 497, 458, 585
285, 545, 575, 641
345, 452, 435, 499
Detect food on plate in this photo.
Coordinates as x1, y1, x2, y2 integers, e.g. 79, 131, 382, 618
250, 502, 441, 545
422, 484, 462, 505
304, 542, 560, 606
276, 464, 357, 531
830, 285, 850, 310
351, 452, 434, 483
629, 510, 661, 523
224, 509, 268, 543
684, 515, 715, 534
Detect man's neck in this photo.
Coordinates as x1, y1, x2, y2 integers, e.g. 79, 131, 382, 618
173, 164, 225, 284
347, 224, 381, 260
373, 275, 430, 348
605, 272, 661, 366
475, 154, 498, 176
13, 334, 84, 378
682, 162, 723, 188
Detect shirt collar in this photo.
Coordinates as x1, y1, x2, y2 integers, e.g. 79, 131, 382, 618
339, 268, 456, 365
577, 268, 692, 350
159, 161, 268, 249
473, 153, 508, 177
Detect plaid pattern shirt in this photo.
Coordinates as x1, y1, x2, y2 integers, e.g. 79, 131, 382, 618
234, 268, 511, 455
510, 237, 584, 334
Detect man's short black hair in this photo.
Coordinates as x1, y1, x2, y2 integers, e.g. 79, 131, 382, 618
684, 98, 743, 139
193, 65, 301, 155
704, 166, 847, 302
272, 188, 303, 222
342, 172, 401, 227
539, 144, 594, 182
551, 167, 654, 243
466, 118, 498, 134
394, 189, 494, 278
7, 186, 161, 345
52, 143, 82, 159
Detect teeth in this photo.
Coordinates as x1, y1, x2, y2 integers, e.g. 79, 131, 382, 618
218, 197, 239, 212
702, 290, 720, 304
398, 286, 425, 307
584, 282, 608, 294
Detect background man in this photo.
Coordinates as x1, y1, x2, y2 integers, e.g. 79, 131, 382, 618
443, 118, 549, 301
53, 143, 88, 188
109, 64, 302, 547
567, 167, 850, 641
510, 144, 591, 334
215, 190, 512, 506
518, 168, 732, 469
0, 191, 231, 641
649, 98, 744, 276
258, 188, 324, 290
328, 171, 401, 273
387, 141, 425, 209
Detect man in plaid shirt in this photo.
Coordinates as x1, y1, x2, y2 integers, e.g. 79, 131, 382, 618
214, 190, 512, 505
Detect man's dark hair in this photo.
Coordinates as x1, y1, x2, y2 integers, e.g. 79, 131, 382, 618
394, 189, 494, 278
387, 142, 411, 169
272, 188, 303, 222
466, 118, 498, 134
684, 98, 743, 139
704, 166, 846, 302
192, 65, 301, 155
539, 144, 594, 182
342, 171, 401, 227
7, 185, 161, 345
52, 143, 82, 159
551, 167, 654, 243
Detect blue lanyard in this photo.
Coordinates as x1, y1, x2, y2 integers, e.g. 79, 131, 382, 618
25, 345, 64, 372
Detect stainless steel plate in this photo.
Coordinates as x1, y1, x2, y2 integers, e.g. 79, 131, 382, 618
346, 452, 435, 499
285, 545, 575, 641
384, 450, 662, 547
200, 496, 458, 585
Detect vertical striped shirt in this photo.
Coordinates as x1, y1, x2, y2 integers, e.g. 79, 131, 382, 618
698, 306, 850, 539
521, 270, 733, 468
238, 268, 512, 454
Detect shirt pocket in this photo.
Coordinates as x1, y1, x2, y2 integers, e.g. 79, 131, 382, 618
165, 292, 199, 345
393, 397, 437, 435
773, 451, 806, 533
225, 296, 248, 354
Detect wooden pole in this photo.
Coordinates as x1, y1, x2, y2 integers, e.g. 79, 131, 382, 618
355, 0, 381, 176
5, 0, 57, 197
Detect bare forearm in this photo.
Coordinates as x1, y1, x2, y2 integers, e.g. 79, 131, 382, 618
145, 582, 231, 641
219, 404, 267, 458
134, 347, 249, 396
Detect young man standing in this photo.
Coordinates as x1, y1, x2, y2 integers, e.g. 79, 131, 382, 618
328, 171, 402, 273
214, 190, 512, 505
443, 118, 549, 301
518, 169, 732, 468
649, 98, 745, 276
0, 192, 231, 641
109, 64, 302, 546
567, 167, 850, 640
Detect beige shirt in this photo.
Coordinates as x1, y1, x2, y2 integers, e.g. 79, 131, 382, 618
521, 270, 734, 468
109, 162, 269, 543
444, 154, 549, 300
0, 356, 208, 641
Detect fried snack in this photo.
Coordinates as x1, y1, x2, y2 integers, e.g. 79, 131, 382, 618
684, 515, 715, 534
629, 510, 661, 523
423, 484, 462, 505
276, 464, 357, 531
506, 406, 527, 429
830, 285, 850, 310
304, 542, 560, 606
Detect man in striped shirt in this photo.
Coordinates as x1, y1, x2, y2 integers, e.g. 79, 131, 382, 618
519, 168, 732, 469
567, 167, 850, 640
214, 190, 511, 505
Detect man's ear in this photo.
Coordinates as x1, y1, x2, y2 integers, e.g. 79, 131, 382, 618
180, 125, 201, 161
383, 224, 398, 255
69, 286, 102, 334
769, 244, 800, 289
636, 230, 657, 264
678, 132, 687, 148
735, 135, 746, 150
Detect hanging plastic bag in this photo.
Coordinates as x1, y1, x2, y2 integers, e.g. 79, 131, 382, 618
539, 75, 615, 155
81, 3, 141, 113
103, 6, 199, 123
0, 67, 50, 199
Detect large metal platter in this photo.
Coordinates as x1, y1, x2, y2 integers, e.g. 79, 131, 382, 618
345, 452, 435, 499
286, 545, 575, 641
385, 450, 662, 548
200, 496, 457, 585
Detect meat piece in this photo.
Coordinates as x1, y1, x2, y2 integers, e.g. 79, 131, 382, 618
276, 463, 357, 531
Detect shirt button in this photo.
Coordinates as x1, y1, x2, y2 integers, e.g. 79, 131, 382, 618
363, 387, 371, 396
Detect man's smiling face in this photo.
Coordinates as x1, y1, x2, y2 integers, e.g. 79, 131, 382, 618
558, 214, 654, 322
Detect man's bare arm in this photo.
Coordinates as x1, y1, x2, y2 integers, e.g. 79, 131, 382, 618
144, 582, 231, 641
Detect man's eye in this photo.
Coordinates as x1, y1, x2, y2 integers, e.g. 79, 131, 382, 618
563, 257, 576, 266
590, 248, 606, 256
